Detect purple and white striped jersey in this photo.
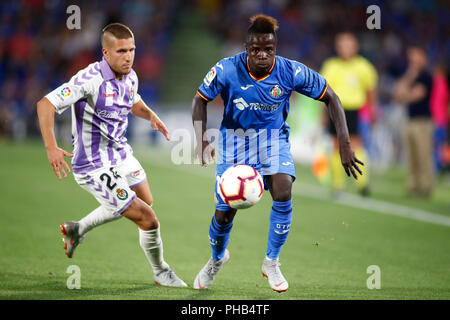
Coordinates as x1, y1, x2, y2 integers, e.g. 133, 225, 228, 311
45, 57, 141, 174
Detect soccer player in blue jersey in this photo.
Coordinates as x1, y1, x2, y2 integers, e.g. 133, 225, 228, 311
37, 23, 187, 287
191, 15, 363, 292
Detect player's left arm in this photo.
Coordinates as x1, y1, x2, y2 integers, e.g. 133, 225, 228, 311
130, 99, 170, 141
293, 61, 363, 179
320, 86, 363, 179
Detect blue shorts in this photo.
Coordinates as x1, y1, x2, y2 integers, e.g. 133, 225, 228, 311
214, 139, 296, 211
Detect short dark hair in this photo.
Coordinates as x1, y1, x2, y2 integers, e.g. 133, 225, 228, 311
101, 23, 134, 46
246, 14, 279, 42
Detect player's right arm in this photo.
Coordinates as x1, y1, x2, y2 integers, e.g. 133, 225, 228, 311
37, 97, 73, 179
192, 61, 226, 166
37, 69, 94, 179
192, 93, 215, 166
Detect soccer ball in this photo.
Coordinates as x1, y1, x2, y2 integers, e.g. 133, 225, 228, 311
217, 164, 264, 209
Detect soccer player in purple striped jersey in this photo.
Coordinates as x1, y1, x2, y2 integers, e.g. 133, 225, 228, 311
37, 23, 187, 288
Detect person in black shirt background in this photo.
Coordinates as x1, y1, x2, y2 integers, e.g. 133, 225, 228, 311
394, 46, 434, 197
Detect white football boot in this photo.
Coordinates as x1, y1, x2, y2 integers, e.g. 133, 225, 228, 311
153, 262, 188, 287
193, 249, 230, 289
60, 221, 85, 258
262, 257, 289, 293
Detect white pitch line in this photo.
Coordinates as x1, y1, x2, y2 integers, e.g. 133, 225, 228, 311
141, 153, 450, 227
293, 182, 450, 227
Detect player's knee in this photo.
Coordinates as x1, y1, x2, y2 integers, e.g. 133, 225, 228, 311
270, 174, 293, 202
140, 205, 159, 230
215, 209, 236, 225
272, 189, 291, 202
125, 198, 159, 230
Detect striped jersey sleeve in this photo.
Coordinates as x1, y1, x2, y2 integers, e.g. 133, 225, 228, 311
45, 62, 100, 114
197, 60, 226, 101
291, 60, 328, 100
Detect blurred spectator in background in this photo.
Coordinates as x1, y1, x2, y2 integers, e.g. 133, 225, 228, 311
319, 32, 378, 196
430, 62, 449, 174
393, 46, 434, 197
0, 0, 179, 142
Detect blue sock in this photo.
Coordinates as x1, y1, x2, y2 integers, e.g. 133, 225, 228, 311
266, 200, 293, 259
209, 215, 233, 261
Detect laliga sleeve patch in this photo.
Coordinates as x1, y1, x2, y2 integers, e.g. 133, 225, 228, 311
203, 66, 217, 86
60, 86, 72, 98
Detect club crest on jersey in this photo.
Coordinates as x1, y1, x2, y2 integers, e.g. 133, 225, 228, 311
203, 67, 217, 86
61, 87, 71, 98
116, 188, 128, 200
129, 87, 134, 103
269, 85, 283, 98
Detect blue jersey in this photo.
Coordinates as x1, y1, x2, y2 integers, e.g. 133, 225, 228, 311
197, 52, 327, 165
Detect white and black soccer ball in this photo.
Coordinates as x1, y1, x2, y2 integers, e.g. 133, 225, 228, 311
218, 164, 264, 209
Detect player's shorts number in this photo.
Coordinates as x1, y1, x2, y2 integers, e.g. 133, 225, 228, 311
100, 172, 117, 191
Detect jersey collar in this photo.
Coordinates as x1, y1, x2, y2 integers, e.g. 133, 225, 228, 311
246, 54, 276, 81
99, 57, 116, 81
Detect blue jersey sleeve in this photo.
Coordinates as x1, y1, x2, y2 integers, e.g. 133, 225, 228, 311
292, 61, 328, 100
197, 61, 226, 101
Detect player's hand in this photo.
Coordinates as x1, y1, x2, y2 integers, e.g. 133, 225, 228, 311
338, 142, 364, 180
194, 141, 215, 167
150, 114, 170, 141
46, 146, 73, 180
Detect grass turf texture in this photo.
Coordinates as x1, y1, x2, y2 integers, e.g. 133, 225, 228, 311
0, 140, 449, 300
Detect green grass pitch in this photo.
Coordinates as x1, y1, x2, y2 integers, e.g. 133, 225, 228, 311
0, 141, 449, 300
